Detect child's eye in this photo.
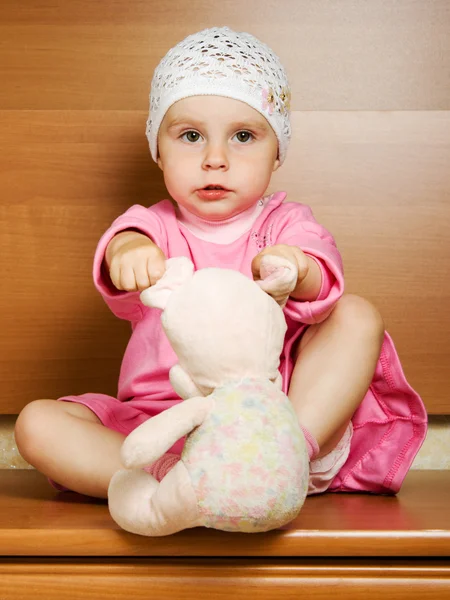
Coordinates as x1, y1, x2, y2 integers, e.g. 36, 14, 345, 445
181, 130, 202, 143
233, 131, 253, 143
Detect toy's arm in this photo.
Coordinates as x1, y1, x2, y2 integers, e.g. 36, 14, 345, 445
169, 364, 205, 399
121, 396, 213, 469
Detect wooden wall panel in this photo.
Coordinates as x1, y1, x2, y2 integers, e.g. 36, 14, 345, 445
1, 110, 448, 412
1, 0, 450, 111
270, 112, 450, 408
0, 112, 161, 405
1, 0, 449, 413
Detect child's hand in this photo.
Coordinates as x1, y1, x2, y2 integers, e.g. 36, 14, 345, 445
105, 231, 166, 292
251, 245, 309, 306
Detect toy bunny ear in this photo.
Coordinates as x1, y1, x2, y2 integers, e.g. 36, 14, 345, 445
140, 256, 194, 310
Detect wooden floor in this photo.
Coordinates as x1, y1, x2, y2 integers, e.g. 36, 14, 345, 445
0, 469, 449, 598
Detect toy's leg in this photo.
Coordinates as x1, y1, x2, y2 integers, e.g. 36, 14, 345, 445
288, 294, 384, 458
108, 461, 201, 536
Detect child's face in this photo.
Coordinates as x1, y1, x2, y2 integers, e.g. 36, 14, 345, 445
157, 96, 280, 220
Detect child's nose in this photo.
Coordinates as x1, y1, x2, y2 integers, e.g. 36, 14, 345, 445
202, 143, 229, 171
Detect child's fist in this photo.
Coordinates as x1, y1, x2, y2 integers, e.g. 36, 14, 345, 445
105, 231, 166, 292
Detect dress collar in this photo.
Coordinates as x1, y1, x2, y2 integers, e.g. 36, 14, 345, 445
176, 198, 266, 244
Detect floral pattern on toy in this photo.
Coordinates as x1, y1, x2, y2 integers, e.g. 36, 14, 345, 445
182, 378, 309, 532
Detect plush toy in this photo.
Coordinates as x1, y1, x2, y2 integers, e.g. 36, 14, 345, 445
108, 256, 309, 535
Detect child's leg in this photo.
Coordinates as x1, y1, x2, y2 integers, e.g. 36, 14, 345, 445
15, 400, 125, 498
288, 294, 385, 458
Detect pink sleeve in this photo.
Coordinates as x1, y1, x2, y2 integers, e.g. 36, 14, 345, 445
273, 205, 344, 324
92, 205, 168, 321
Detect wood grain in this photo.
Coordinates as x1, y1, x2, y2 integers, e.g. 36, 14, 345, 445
270, 111, 450, 410
1, 0, 450, 111
0, 470, 449, 557
0, 111, 448, 412
0, 560, 449, 599
1, 0, 449, 414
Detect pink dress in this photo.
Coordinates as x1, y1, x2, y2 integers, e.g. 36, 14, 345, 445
58, 192, 427, 494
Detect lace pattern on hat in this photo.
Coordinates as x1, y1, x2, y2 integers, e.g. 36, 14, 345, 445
146, 27, 291, 164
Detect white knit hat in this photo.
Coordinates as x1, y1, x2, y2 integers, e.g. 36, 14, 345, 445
146, 27, 292, 164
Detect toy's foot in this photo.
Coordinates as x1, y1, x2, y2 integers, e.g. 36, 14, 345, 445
108, 468, 159, 535
108, 462, 202, 537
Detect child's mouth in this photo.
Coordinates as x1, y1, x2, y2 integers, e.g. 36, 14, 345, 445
197, 185, 230, 200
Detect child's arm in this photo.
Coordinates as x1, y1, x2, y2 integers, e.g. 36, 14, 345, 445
93, 205, 168, 321
252, 203, 344, 324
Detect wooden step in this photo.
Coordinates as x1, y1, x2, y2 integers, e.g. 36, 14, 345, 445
1, 469, 449, 598
1, 469, 449, 558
